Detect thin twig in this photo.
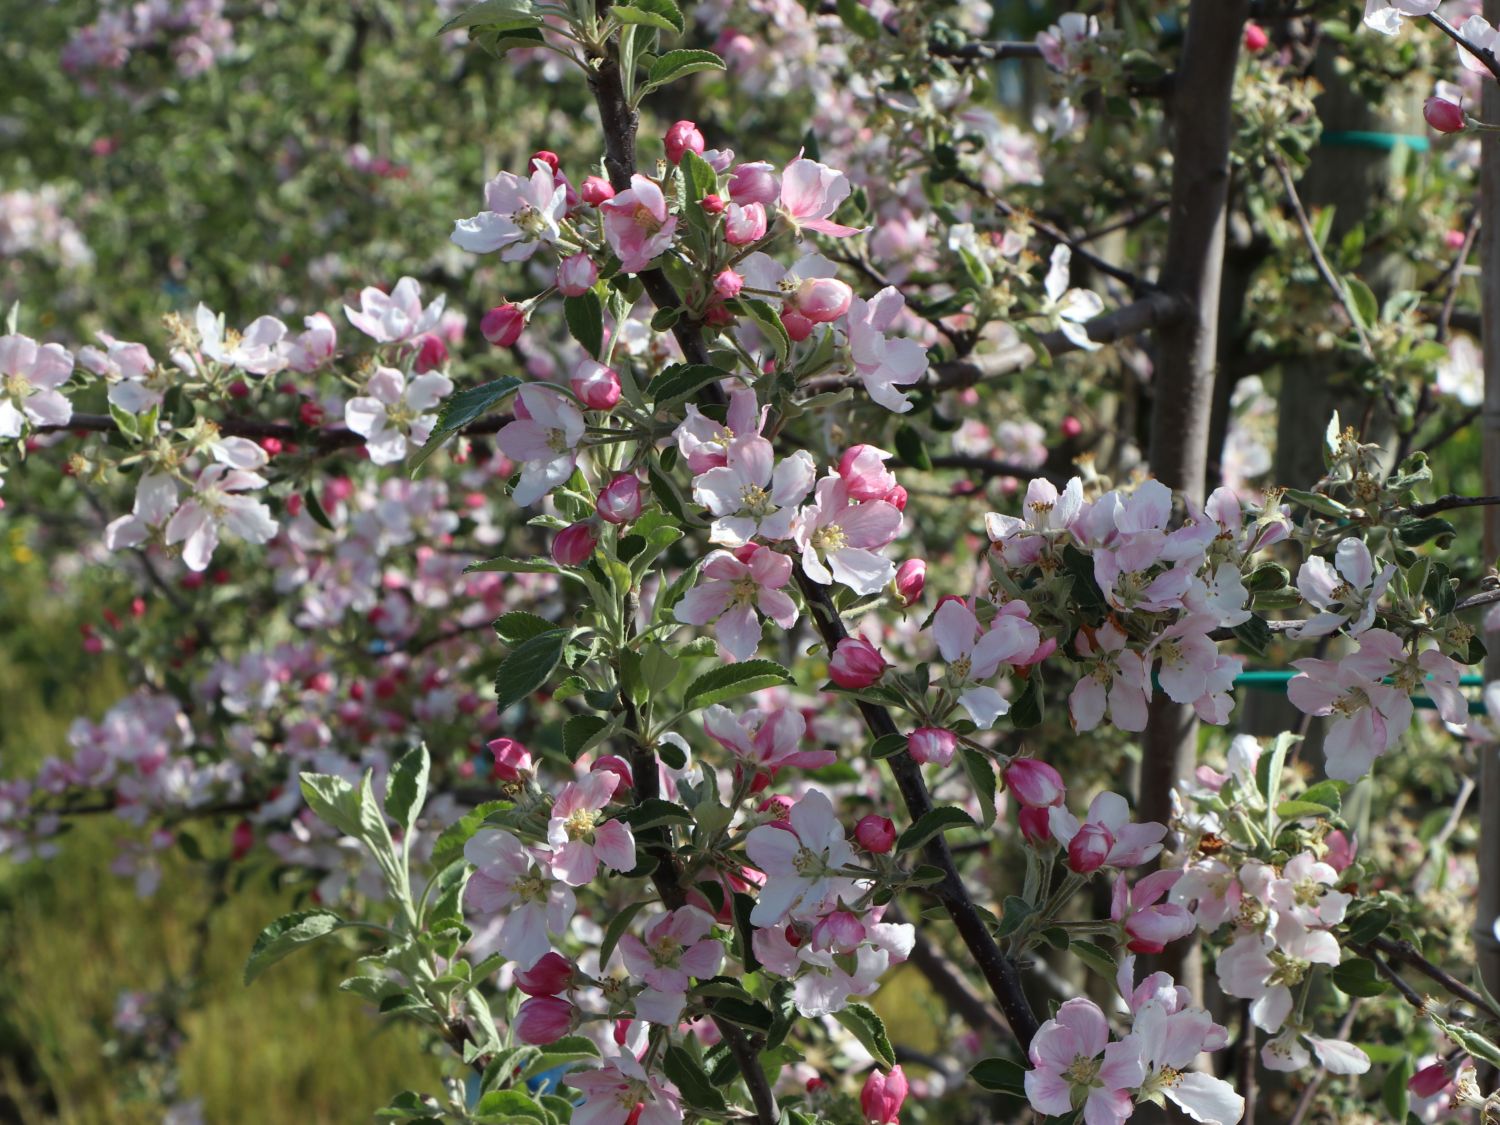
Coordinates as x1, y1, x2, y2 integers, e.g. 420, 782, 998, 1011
1274, 156, 1375, 360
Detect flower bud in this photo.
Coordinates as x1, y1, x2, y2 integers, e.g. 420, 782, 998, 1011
894, 559, 925, 606
664, 119, 705, 164
829, 637, 887, 689
724, 202, 768, 246
552, 521, 598, 567
530, 149, 561, 174
837, 445, 897, 502
230, 819, 255, 861
860, 1066, 908, 1125
298, 400, 325, 427
714, 269, 744, 299
413, 334, 448, 373
810, 909, 867, 953
1061, 415, 1083, 439
1324, 828, 1356, 873
516, 951, 577, 996
781, 309, 815, 342
481, 303, 526, 347
596, 474, 643, 524
580, 175, 615, 206
728, 161, 778, 205
1243, 23, 1269, 52
515, 996, 579, 1045
556, 253, 598, 297
590, 754, 635, 793
701, 193, 726, 215
1409, 1062, 1451, 1098
794, 277, 853, 324
571, 360, 622, 411
907, 727, 957, 767
854, 814, 896, 853
1067, 823, 1114, 874
487, 738, 533, 781
1425, 96, 1466, 134
884, 484, 908, 511
1018, 805, 1053, 846
1003, 759, 1065, 808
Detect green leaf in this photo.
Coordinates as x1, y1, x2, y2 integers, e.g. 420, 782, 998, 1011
1396, 516, 1456, 548
1009, 672, 1043, 729
1282, 489, 1349, 518
409, 377, 522, 471
896, 806, 977, 853
430, 800, 514, 870
437, 0, 541, 34
833, 1003, 896, 1068
960, 747, 998, 828
244, 909, 349, 984
1257, 731, 1298, 833
835, 0, 882, 38
1299, 780, 1345, 811
599, 900, 649, 969
299, 773, 363, 839
969, 1056, 1027, 1094
523, 1035, 601, 1080
995, 895, 1035, 938
1343, 906, 1392, 946
663, 1045, 728, 1112
563, 714, 611, 761
894, 424, 931, 471
385, 745, 430, 833
304, 486, 336, 532
683, 659, 793, 710
709, 996, 775, 1032
870, 733, 908, 759
493, 610, 559, 645
1345, 276, 1379, 330
1331, 958, 1390, 998
564, 292, 604, 360
1071, 939, 1119, 979
734, 298, 790, 363
618, 798, 693, 830
473, 1089, 548, 1123
494, 629, 568, 712
650, 363, 730, 405
646, 49, 726, 90
1231, 614, 1273, 657
611, 0, 684, 34
1275, 799, 1334, 821
466, 555, 565, 576
678, 149, 719, 204
1382, 1052, 1413, 1121
1244, 562, 1291, 592
1061, 544, 1107, 622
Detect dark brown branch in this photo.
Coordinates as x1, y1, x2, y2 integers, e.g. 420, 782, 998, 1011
1426, 11, 1500, 81
930, 40, 1044, 63
1407, 494, 1500, 518
1370, 935, 1500, 1019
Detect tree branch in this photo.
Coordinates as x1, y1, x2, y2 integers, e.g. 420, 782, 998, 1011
1407, 494, 1500, 518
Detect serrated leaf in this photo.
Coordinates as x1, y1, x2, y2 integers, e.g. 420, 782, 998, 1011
598, 899, 649, 969
493, 610, 559, 645
1009, 672, 1044, 728
1275, 799, 1334, 821
524, 1035, 601, 1079
683, 659, 793, 710
564, 292, 604, 359
1283, 488, 1349, 518
1345, 276, 1379, 330
835, 0, 881, 38
611, 0, 684, 34
430, 800, 514, 870
618, 798, 693, 830
896, 806, 977, 853
1396, 515, 1456, 547
1331, 958, 1390, 998
494, 629, 568, 712
473, 1089, 548, 1123
244, 909, 349, 984
650, 363, 729, 405
734, 298, 790, 363
1231, 614, 1273, 657
385, 744, 430, 833
870, 733, 907, 759
1344, 907, 1391, 946
1071, 939, 1119, 978
409, 377, 521, 471
969, 1056, 1027, 1094
663, 1045, 727, 1112
995, 895, 1035, 938
833, 1003, 895, 1068
960, 747, 998, 828
300, 772, 363, 838
437, 0, 540, 34
646, 49, 725, 90
563, 714, 611, 761
466, 555, 565, 576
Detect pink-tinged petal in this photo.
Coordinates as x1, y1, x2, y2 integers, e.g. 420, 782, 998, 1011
1167, 1071, 1246, 1124
836, 499, 902, 548
828, 547, 895, 596
716, 603, 762, 662
1023, 1070, 1074, 1116
678, 939, 724, 979
701, 552, 748, 581
748, 545, 793, 586
933, 599, 978, 664
1029, 1020, 1085, 1072
0, 399, 26, 438
464, 870, 516, 916
674, 581, 734, 626
1070, 676, 1107, 731
958, 685, 1010, 730
500, 903, 551, 969
1249, 986, 1293, 1033
770, 449, 817, 506
745, 823, 801, 876
1307, 1035, 1371, 1075
22, 389, 71, 426
592, 820, 636, 873
550, 840, 599, 887
1098, 1037, 1147, 1090
756, 587, 798, 628
1055, 997, 1110, 1057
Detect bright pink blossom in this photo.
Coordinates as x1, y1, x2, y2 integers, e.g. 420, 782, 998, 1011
595, 474, 643, 525
619, 906, 724, 1026
487, 738, 533, 781
854, 815, 896, 853
1004, 759, 1065, 808
674, 546, 798, 662
1024, 998, 1144, 1125
724, 201, 767, 245
481, 303, 526, 346
779, 156, 861, 237
860, 1066, 908, 1124
600, 174, 678, 272
557, 253, 599, 297
703, 705, 834, 772
663, 120, 704, 164
516, 951, 576, 996
516, 995, 579, 1044
794, 475, 903, 596
894, 559, 925, 605
545, 772, 636, 886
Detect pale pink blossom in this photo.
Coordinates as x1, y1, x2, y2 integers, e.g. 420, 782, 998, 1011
78, 332, 159, 412
1362, 0, 1440, 36
600, 174, 678, 273
1287, 629, 1413, 780
1070, 622, 1152, 733
496, 385, 586, 507
545, 772, 636, 886
674, 388, 766, 473
675, 546, 799, 661
1042, 246, 1104, 351
463, 829, 577, 969
451, 158, 567, 260
1216, 918, 1340, 1032
703, 704, 833, 772
1049, 791, 1166, 871
1037, 12, 1101, 71
695, 437, 815, 546
1111, 870, 1195, 954
793, 474, 903, 595
344, 277, 446, 345
931, 599, 1040, 729
571, 1054, 682, 1125
1292, 537, 1395, 638
1263, 1028, 1371, 1076
194, 305, 287, 375
745, 788, 860, 926
165, 464, 278, 572
344, 366, 453, 465
1122, 961, 1244, 1123
0, 333, 74, 437
846, 288, 927, 413
619, 906, 723, 1025
1024, 997, 1144, 1125
778, 157, 861, 237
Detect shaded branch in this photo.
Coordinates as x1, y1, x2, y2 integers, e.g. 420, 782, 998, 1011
1407, 494, 1500, 518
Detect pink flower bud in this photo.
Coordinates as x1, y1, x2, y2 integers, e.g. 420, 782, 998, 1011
1003, 759, 1065, 808
481, 303, 526, 347
1067, 823, 1114, 873
794, 277, 854, 324
1243, 23, 1269, 52
907, 727, 957, 767
590, 754, 635, 793
1061, 415, 1083, 439
781, 309, 815, 341
724, 202, 768, 246
810, 909, 867, 953
571, 360, 622, 411
413, 334, 448, 373
1324, 829, 1356, 873
557, 253, 599, 297
230, 819, 255, 861
516, 952, 576, 996
713, 269, 744, 299
1408, 1062, 1450, 1098
552, 521, 598, 567
1018, 805, 1053, 846
701, 193, 725, 215
487, 738, 533, 781
884, 484, 908, 511
728, 161, 778, 206
1425, 96, 1466, 134
580, 175, 615, 206
664, 120, 705, 164
530, 150, 561, 174
829, 637, 886, 689
855, 814, 896, 853
860, 1065, 908, 1125
596, 474, 643, 524
837, 445, 898, 501
894, 559, 925, 606
515, 996, 579, 1045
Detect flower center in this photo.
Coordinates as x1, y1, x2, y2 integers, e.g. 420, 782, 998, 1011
513, 874, 548, 904
1158, 638, 1182, 665
792, 845, 822, 876
564, 808, 599, 841
731, 575, 760, 607
1063, 1054, 1102, 1088
632, 204, 662, 233
1331, 688, 1369, 718
3, 372, 33, 400
649, 936, 683, 967
1267, 950, 1310, 988
738, 483, 772, 516
810, 524, 846, 554
950, 655, 972, 681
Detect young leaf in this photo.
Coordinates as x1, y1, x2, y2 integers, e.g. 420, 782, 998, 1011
244, 909, 349, 984
437, 0, 541, 34
969, 1056, 1027, 1094
646, 49, 726, 91
833, 1003, 896, 1068
299, 773, 363, 839
683, 659, 793, 710
494, 629, 568, 712
896, 806, 977, 853
564, 292, 604, 360
385, 744, 430, 833
835, 0, 881, 38
650, 363, 730, 405
493, 610, 559, 645
611, 0, 684, 34
663, 1045, 728, 1112
409, 377, 521, 471
562, 714, 611, 761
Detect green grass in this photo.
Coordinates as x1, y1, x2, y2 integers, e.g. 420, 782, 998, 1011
0, 548, 442, 1123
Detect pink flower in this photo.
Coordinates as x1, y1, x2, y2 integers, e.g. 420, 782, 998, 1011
595, 474, 643, 525
1037, 12, 1100, 71
1069, 622, 1152, 733
674, 546, 799, 662
1287, 629, 1414, 780
516, 995, 579, 1044
713, 269, 743, 298
0, 333, 74, 437
931, 598, 1040, 729
1292, 537, 1395, 638
745, 788, 860, 925
1217, 919, 1340, 1032
545, 772, 636, 886
674, 387, 765, 473
344, 277, 445, 344
571, 1055, 682, 1125
1244, 22, 1270, 51
1324, 829, 1356, 872
794, 475, 903, 596
283, 314, 337, 374
1018, 806, 1053, 846
1067, 823, 1113, 873
463, 829, 576, 969
703, 704, 834, 772
846, 288, 927, 413
694, 436, 815, 546
793, 276, 853, 323
557, 253, 599, 297
1049, 791, 1166, 871
451, 158, 566, 260
1111, 870, 1195, 954
855, 814, 896, 853
552, 521, 599, 567
600, 174, 678, 273
907, 727, 957, 767
724, 201, 768, 245
619, 906, 724, 1025
860, 1065, 908, 1124
487, 738, 533, 781
79, 331, 159, 412
344, 366, 453, 465
496, 385, 586, 507
894, 559, 925, 605
779, 156, 862, 237
1122, 960, 1243, 1122
1024, 998, 1144, 1125
481, 303, 526, 346
829, 637, 887, 689
571, 359, 622, 411
1149, 613, 1228, 709
663, 120, 704, 164
837, 445, 898, 502
811, 909, 868, 954
515, 951, 576, 996
163, 464, 278, 572
729, 161, 778, 205
1004, 759, 1065, 808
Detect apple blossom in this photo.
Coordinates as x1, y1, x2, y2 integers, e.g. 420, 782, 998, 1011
552, 521, 598, 567
829, 637, 887, 689
674, 546, 799, 662
515, 951, 576, 996
860, 1066, 908, 1125
1004, 758, 1066, 808
545, 772, 636, 886
854, 814, 895, 853
570, 1054, 682, 1125
451, 158, 567, 260
907, 727, 957, 767
0, 333, 74, 438
894, 558, 925, 605
793, 474, 903, 595
694, 436, 815, 546
845, 287, 928, 413
599, 174, 678, 273
515, 995, 579, 1044
344, 366, 453, 465
595, 474, 643, 525
1024, 997, 1144, 1125
463, 829, 576, 969
164, 464, 279, 572
557, 253, 599, 297
618, 906, 723, 1026
1070, 622, 1152, 733
343, 277, 445, 345
702, 705, 834, 773
570, 359, 622, 411
745, 788, 861, 926
487, 737, 532, 781
663, 119, 704, 164
1049, 791, 1167, 871
1291, 537, 1395, 638
724, 202, 768, 246
778, 156, 861, 237
495, 384, 586, 507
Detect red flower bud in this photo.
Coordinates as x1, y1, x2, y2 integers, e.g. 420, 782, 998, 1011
1018, 805, 1053, 846
529, 150, 561, 173
664, 119, 705, 164
829, 637, 886, 689
854, 814, 897, 853
1425, 96, 1466, 135
570, 360, 622, 411
894, 559, 925, 605
487, 738, 533, 781
516, 952, 576, 996
515, 996, 578, 1045
413, 334, 448, 373
1003, 759, 1066, 808
481, 303, 526, 347
1243, 23, 1269, 52
701, 193, 726, 214
1067, 823, 1113, 873
907, 727, 957, 767
596, 474, 644, 524
581, 176, 615, 206
552, 521, 598, 567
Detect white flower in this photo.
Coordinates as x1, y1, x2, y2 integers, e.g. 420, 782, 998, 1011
451, 158, 568, 261
164, 464, 279, 571
194, 305, 288, 375
0, 333, 74, 438
1042, 245, 1104, 351
344, 277, 446, 344
1362, 0, 1440, 36
495, 385, 587, 507
744, 789, 861, 926
344, 366, 453, 465
845, 287, 928, 413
